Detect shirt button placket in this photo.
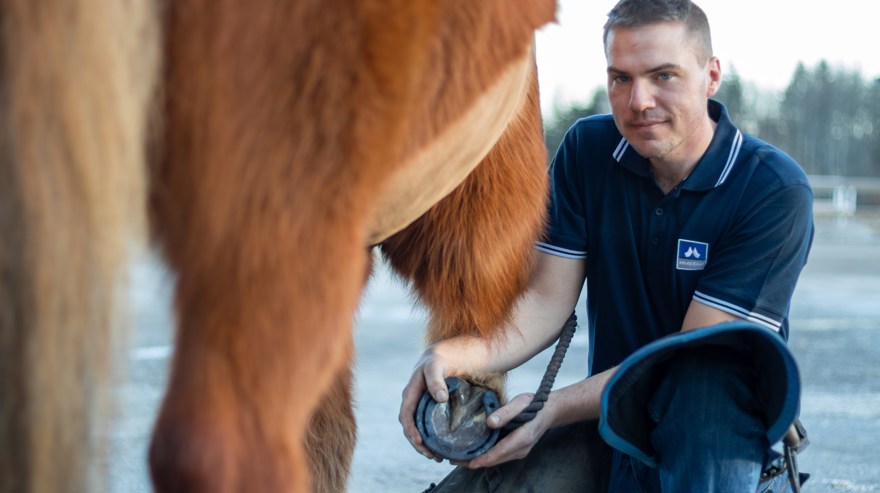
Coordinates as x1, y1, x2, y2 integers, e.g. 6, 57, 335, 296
650, 207, 665, 247
646, 202, 667, 276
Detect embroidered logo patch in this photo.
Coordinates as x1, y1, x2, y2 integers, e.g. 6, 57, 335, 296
676, 239, 709, 271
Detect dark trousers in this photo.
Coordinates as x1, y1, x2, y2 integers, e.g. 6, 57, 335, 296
422, 420, 612, 493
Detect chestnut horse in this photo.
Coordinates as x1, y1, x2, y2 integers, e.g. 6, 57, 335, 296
0, 0, 555, 492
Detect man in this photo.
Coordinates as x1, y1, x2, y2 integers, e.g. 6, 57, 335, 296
400, 0, 814, 491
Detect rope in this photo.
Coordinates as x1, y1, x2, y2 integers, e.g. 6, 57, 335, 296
502, 312, 578, 432
487, 313, 578, 493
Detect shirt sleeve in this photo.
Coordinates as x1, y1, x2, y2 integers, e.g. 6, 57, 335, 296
536, 125, 589, 259
693, 182, 814, 335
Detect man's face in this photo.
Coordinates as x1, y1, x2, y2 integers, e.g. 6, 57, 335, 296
605, 21, 720, 165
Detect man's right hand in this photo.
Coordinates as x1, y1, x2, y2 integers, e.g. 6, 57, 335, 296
399, 346, 454, 460
398, 252, 587, 461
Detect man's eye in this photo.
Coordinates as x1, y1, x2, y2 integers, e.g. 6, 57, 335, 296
658, 72, 673, 81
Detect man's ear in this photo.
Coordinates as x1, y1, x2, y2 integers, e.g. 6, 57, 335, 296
706, 56, 722, 97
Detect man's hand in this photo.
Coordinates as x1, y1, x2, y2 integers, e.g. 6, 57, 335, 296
398, 253, 587, 462
399, 347, 454, 461
453, 392, 555, 469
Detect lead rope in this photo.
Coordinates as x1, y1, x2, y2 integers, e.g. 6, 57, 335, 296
486, 313, 578, 493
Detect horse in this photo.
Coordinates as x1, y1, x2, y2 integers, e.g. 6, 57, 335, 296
0, 0, 556, 492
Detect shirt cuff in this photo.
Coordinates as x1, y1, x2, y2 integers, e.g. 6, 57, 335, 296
693, 291, 783, 332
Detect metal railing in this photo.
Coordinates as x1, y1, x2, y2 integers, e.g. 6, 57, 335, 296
807, 175, 880, 216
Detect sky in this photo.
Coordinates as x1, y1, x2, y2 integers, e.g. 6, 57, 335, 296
535, 0, 880, 114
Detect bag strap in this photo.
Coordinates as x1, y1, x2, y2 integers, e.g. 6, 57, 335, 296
783, 418, 810, 492
760, 418, 810, 492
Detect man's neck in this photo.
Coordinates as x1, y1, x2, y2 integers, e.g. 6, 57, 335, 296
650, 164, 692, 195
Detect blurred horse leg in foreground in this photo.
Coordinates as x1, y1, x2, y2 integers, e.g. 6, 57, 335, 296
0, 0, 159, 492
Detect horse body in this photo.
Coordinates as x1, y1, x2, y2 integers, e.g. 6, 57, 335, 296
1, 0, 555, 491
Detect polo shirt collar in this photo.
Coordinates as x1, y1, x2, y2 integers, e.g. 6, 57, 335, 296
614, 100, 743, 191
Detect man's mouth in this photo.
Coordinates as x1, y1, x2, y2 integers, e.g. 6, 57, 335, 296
630, 119, 664, 128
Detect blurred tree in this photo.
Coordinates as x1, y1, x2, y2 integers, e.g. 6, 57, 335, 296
714, 64, 745, 125
543, 87, 609, 158
867, 78, 880, 176
832, 68, 869, 175
810, 61, 834, 174
779, 62, 820, 173
775, 61, 876, 176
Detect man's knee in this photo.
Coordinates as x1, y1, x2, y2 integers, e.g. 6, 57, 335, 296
646, 347, 770, 490
648, 347, 763, 427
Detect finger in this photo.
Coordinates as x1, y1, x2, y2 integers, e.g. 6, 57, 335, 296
399, 369, 427, 421
466, 437, 514, 469
467, 439, 508, 469
422, 359, 449, 403
486, 392, 534, 429
467, 427, 533, 469
399, 413, 437, 460
399, 370, 439, 459
399, 388, 422, 431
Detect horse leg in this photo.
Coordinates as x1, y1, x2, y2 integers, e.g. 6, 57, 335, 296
304, 250, 379, 493
305, 364, 357, 493
380, 56, 548, 391
149, 2, 410, 491
0, 0, 157, 491
147, 200, 369, 493
147, 147, 399, 491
381, 57, 548, 345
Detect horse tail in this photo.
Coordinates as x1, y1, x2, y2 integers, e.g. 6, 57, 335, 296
0, 0, 159, 491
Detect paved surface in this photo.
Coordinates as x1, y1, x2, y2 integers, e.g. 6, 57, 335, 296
109, 215, 880, 492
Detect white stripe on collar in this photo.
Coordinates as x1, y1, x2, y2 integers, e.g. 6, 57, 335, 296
715, 129, 743, 187
614, 129, 742, 188
613, 137, 629, 162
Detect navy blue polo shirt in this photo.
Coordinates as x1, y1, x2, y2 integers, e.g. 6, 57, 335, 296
537, 100, 814, 375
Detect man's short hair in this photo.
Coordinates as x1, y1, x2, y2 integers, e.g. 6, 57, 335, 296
603, 0, 713, 63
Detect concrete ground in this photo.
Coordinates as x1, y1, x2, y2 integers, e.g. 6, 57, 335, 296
109, 214, 880, 492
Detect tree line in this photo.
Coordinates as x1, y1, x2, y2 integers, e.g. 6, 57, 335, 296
543, 61, 880, 178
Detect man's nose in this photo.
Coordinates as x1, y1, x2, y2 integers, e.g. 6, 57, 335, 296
628, 79, 655, 113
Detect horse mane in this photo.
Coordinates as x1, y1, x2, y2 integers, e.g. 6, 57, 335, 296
0, 0, 159, 491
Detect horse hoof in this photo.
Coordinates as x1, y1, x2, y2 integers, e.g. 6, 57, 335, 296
414, 377, 501, 461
